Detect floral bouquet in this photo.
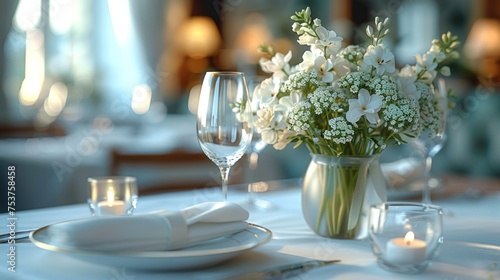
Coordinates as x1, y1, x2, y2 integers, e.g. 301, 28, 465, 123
250, 7, 460, 238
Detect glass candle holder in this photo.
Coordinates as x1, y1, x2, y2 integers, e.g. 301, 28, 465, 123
369, 202, 443, 273
88, 176, 138, 216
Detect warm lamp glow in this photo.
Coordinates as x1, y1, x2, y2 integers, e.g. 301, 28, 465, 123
464, 19, 500, 78
236, 14, 272, 63
464, 19, 500, 60
177, 17, 221, 59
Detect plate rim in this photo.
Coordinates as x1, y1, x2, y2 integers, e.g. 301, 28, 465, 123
30, 222, 272, 259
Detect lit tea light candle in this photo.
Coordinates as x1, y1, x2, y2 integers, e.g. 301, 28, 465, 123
385, 231, 427, 265
96, 187, 125, 216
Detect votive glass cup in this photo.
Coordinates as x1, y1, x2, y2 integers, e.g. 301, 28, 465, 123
369, 202, 444, 273
87, 176, 138, 216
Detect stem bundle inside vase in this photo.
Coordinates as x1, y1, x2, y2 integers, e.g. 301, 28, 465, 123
303, 154, 371, 239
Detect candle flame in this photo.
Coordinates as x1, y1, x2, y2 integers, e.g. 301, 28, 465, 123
404, 231, 415, 245
106, 187, 115, 207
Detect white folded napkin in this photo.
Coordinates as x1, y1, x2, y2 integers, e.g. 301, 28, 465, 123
47, 201, 249, 252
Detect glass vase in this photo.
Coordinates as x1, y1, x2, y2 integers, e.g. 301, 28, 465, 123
302, 154, 382, 239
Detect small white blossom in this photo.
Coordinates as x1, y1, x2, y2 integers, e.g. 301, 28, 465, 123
324, 117, 354, 144
331, 57, 350, 80
314, 56, 334, 83
346, 89, 382, 124
399, 64, 417, 79
274, 92, 303, 115
273, 129, 295, 150
297, 32, 316, 45
361, 45, 396, 75
439, 66, 450, 76
255, 107, 287, 145
259, 51, 292, 80
397, 76, 421, 100
299, 49, 323, 71
315, 26, 343, 47
255, 77, 281, 105
416, 53, 437, 71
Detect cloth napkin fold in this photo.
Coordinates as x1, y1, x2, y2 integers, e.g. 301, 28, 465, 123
47, 201, 249, 252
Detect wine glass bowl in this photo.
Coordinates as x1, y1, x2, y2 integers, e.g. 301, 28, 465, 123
196, 72, 253, 201
412, 133, 446, 158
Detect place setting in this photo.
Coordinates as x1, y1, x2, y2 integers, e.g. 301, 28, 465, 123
28, 175, 272, 271
27, 71, 274, 272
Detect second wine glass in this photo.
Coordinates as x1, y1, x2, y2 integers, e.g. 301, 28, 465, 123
412, 78, 448, 204
244, 76, 275, 209
196, 72, 253, 201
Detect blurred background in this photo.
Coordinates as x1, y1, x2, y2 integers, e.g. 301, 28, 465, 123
1, 0, 499, 211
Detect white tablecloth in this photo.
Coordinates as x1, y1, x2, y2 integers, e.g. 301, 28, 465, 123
1, 179, 499, 280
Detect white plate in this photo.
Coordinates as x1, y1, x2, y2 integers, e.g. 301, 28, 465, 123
30, 223, 272, 271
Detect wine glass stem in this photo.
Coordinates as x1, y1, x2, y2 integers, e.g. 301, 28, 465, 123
248, 151, 259, 203
423, 154, 433, 204
219, 166, 231, 201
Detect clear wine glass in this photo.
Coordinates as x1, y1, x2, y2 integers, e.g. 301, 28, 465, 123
243, 77, 274, 209
412, 78, 448, 204
196, 72, 253, 201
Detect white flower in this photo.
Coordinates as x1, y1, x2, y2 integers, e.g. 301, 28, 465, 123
428, 46, 446, 63
415, 53, 437, 71
298, 49, 323, 71
331, 57, 350, 80
315, 26, 343, 47
439, 66, 450, 76
346, 89, 382, 124
311, 42, 342, 57
314, 56, 334, 83
361, 45, 396, 75
274, 92, 302, 113
292, 22, 304, 35
397, 76, 421, 100
324, 117, 354, 144
273, 129, 295, 150
255, 77, 280, 105
297, 32, 316, 45
399, 64, 417, 79
255, 108, 287, 145
259, 51, 292, 79
299, 50, 346, 83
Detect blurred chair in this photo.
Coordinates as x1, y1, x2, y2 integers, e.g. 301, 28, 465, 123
0, 123, 66, 139
109, 148, 246, 195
